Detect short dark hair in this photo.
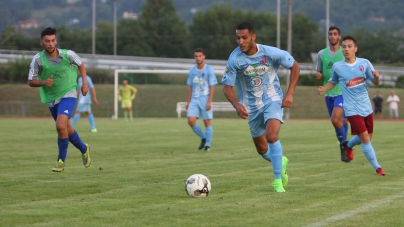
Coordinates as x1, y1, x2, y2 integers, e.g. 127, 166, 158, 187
236, 22, 255, 34
342, 35, 357, 46
194, 48, 205, 55
328, 26, 340, 35
41, 27, 57, 39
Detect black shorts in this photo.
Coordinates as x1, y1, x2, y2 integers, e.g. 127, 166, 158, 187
374, 107, 382, 114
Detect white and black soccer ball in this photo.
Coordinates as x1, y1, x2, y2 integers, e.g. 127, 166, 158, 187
185, 174, 211, 198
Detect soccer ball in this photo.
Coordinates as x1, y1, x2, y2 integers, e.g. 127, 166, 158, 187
185, 174, 211, 198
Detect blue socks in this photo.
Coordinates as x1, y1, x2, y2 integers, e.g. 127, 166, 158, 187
88, 114, 96, 130
362, 142, 381, 170
347, 135, 361, 148
205, 126, 213, 146
68, 130, 87, 154
343, 123, 349, 140
57, 137, 69, 161
71, 114, 80, 127
262, 141, 283, 179
335, 126, 346, 143
192, 124, 205, 140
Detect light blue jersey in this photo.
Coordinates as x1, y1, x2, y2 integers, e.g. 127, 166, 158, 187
330, 58, 376, 117
221, 44, 294, 113
187, 64, 218, 97
78, 76, 94, 104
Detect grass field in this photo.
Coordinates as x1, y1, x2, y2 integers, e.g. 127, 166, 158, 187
1, 118, 404, 227
1, 84, 404, 119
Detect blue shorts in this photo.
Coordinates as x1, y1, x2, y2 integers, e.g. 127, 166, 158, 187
49, 98, 77, 121
76, 103, 91, 112
248, 101, 284, 138
187, 96, 213, 120
325, 95, 346, 118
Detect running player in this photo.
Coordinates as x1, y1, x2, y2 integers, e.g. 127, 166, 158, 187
318, 35, 385, 176
222, 22, 300, 192
316, 26, 350, 162
28, 27, 91, 172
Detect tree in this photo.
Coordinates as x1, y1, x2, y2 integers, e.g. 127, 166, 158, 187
138, 0, 189, 58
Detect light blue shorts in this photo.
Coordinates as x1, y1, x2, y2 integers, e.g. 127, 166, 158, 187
248, 101, 284, 138
187, 96, 213, 120
76, 103, 91, 112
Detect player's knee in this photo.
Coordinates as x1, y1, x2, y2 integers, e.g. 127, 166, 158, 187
266, 134, 279, 144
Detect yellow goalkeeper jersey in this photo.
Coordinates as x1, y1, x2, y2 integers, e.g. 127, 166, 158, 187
118, 85, 137, 100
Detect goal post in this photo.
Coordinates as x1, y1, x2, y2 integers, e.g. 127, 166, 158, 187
112, 69, 224, 119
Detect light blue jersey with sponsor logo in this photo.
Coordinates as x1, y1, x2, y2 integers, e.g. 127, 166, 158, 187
78, 76, 94, 104
221, 44, 294, 113
330, 58, 376, 117
187, 64, 218, 98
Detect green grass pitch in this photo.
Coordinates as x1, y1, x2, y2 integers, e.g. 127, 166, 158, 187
1, 118, 404, 226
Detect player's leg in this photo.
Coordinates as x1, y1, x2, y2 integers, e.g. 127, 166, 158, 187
85, 107, 97, 132
357, 114, 384, 175
67, 116, 91, 168
71, 111, 81, 127
122, 100, 128, 121
187, 100, 206, 149
50, 98, 76, 171
201, 101, 213, 151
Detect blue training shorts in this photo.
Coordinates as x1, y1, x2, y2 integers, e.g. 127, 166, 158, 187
48, 98, 77, 121
248, 101, 284, 138
76, 103, 91, 112
187, 96, 213, 120
325, 95, 346, 118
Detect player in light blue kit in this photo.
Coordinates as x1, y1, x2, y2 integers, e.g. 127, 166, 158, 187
318, 35, 385, 176
186, 48, 218, 151
222, 22, 300, 192
71, 75, 98, 132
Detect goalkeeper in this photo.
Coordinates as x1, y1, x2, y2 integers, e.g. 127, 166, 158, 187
118, 79, 138, 122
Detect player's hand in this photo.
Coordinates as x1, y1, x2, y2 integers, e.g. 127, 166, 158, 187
281, 94, 293, 108
372, 70, 380, 78
185, 102, 189, 110
206, 102, 212, 111
315, 72, 323, 80
45, 75, 53, 87
318, 86, 325, 95
81, 83, 89, 96
93, 98, 99, 105
234, 103, 248, 119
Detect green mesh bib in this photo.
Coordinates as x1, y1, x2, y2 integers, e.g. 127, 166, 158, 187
38, 49, 78, 103
321, 47, 344, 96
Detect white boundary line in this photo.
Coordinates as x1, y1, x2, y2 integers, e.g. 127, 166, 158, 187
305, 192, 404, 227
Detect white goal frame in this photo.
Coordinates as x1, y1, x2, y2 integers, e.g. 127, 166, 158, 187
112, 69, 223, 119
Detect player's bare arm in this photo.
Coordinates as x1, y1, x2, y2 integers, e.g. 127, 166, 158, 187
223, 85, 248, 119
28, 75, 53, 87
315, 71, 323, 80
318, 82, 336, 95
185, 86, 192, 110
282, 61, 300, 108
79, 64, 88, 96
206, 85, 214, 110
372, 70, 380, 85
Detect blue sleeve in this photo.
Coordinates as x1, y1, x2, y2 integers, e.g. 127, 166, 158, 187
221, 54, 237, 86
87, 76, 94, 88
329, 64, 339, 84
208, 66, 218, 86
365, 60, 376, 83
277, 49, 295, 69
186, 70, 192, 86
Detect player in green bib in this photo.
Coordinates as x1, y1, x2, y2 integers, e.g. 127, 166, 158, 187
316, 26, 350, 162
28, 27, 92, 172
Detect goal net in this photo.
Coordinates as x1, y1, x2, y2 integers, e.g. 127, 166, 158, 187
112, 69, 223, 120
